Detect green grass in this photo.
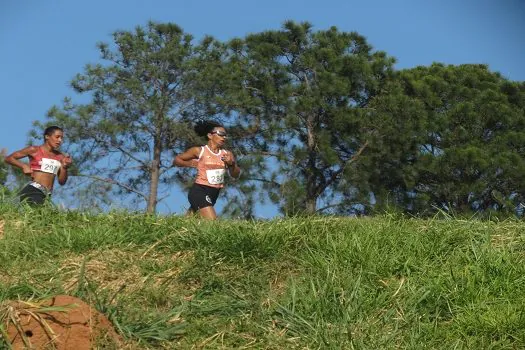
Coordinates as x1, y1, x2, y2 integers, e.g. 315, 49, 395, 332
1, 202, 525, 349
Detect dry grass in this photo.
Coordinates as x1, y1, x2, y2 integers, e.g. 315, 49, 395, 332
59, 249, 144, 295
0, 271, 13, 286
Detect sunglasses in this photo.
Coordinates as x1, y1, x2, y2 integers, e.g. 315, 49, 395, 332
210, 131, 228, 137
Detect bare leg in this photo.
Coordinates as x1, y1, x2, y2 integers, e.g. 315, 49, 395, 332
198, 206, 218, 220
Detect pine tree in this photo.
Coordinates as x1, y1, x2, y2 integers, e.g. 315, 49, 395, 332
379, 63, 525, 215
36, 22, 224, 213
221, 21, 396, 215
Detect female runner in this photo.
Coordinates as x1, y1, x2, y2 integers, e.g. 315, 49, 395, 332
5, 126, 72, 205
173, 121, 240, 219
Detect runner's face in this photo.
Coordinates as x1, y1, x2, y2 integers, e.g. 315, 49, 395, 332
45, 130, 64, 150
209, 127, 227, 147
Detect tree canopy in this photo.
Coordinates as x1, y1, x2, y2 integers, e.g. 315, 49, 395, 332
37, 22, 224, 212
31, 21, 525, 217
219, 21, 396, 215
394, 63, 525, 215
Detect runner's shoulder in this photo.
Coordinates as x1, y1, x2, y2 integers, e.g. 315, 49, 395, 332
25, 145, 41, 155
190, 146, 204, 155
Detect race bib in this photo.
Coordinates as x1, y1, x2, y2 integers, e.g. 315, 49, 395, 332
40, 158, 61, 175
206, 169, 225, 185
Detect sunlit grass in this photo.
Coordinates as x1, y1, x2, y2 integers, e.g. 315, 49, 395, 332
1, 202, 525, 348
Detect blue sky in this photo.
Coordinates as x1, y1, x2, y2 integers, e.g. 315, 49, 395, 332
1, 0, 524, 217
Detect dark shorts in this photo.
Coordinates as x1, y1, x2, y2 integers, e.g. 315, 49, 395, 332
188, 183, 221, 211
19, 183, 49, 205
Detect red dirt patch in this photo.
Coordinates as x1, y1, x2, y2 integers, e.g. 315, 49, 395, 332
4, 295, 121, 349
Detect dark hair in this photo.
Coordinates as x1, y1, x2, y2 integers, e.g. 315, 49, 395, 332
44, 126, 63, 140
194, 120, 223, 138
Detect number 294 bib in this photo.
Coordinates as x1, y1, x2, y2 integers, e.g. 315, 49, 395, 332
206, 169, 225, 185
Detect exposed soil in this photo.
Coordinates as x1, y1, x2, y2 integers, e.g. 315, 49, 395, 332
5, 295, 121, 349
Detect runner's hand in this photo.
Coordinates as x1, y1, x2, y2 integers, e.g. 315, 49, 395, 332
221, 151, 235, 167
22, 164, 33, 176
61, 154, 73, 168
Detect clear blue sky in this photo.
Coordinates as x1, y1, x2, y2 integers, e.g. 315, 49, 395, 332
1, 0, 524, 217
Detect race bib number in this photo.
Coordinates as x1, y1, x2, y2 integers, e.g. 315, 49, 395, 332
206, 169, 225, 185
40, 158, 61, 175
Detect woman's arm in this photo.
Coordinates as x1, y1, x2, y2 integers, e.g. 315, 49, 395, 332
173, 147, 201, 168
57, 154, 72, 185
4, 146, 38, 176
222, 151, 241, 179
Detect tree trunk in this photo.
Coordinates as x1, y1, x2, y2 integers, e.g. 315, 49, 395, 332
305, 115, 317, 215
305, 195, 317, 215
146, 134, 162, 213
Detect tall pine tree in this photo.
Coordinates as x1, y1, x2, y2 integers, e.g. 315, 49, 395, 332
376, 63, 525, 215
221, 21, 396, 215
37, 22, 224, 212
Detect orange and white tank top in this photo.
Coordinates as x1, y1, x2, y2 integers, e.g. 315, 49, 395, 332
195, 145, 227, 188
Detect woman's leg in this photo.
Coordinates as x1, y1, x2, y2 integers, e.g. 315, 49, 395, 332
198, 206, 218, 220
188, 184, 220, 219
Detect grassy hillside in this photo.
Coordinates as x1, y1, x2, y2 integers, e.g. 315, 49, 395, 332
1, 204, 525, 349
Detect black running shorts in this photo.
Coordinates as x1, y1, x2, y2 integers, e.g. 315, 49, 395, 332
188, 183, 221, 211
19, 184, 48, 205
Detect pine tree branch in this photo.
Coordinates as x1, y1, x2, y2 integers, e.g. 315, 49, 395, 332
92, 135, 149, 168
316, 201, 362, 214
157, 193, 170, 202
254, 151, 281, 158
75, 174, 149, 201
316, 203, 344, 213
244, 177, 281, 187
315, 140, 369, 197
